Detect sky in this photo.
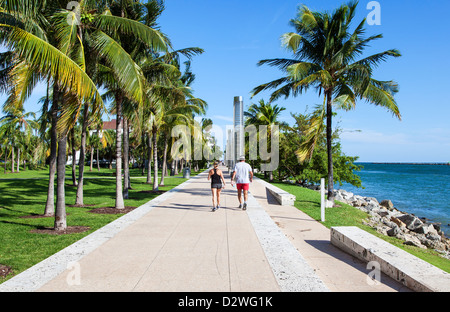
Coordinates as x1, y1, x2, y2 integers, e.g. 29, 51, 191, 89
156, 0, 450, 163
2, 0, 450, 163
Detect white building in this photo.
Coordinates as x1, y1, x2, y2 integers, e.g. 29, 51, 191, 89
226, 96, 244, 169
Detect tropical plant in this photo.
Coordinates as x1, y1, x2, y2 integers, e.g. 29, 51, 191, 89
244, 99, 286, 181
279, 111, 362, 187
0, 108, 37, 172
0, 0, 169, 228
252, 1, 401, 202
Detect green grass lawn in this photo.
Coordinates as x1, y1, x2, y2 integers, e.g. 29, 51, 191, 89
269, 181, 450, 273
0, 167, 196, 283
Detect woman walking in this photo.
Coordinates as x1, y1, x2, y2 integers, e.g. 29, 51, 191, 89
208, 161, 226, 211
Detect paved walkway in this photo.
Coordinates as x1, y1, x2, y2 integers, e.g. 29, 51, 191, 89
0, 166, 410, 292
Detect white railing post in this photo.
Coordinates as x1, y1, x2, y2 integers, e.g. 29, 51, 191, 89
320, 178, 325, 222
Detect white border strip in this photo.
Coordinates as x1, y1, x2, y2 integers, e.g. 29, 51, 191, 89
0, 175, 200, 292
246, 191, 329, 292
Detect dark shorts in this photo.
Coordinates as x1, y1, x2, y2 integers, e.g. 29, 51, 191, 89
236, 183, 249, 191
211, 183, 223, 189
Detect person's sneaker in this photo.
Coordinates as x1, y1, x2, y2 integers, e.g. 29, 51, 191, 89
216, 205, 220, 210
238, 204, 242, 209
242, 203, 247, 210
212, 206, 216, 212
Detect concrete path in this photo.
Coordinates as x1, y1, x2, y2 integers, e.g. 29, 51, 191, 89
0, 166, 410, 292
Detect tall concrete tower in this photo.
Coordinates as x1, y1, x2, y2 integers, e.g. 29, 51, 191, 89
233, 96, 244, 165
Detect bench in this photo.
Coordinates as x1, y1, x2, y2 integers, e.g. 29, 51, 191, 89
330, 226, 450, 292
254, 177, 296, 206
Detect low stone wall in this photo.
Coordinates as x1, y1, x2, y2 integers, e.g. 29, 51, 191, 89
331, 226, 450, 292
254, 177, 296, 206
333, 189, 450, 260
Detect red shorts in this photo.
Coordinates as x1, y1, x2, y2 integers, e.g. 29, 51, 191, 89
236, 183, 249, 191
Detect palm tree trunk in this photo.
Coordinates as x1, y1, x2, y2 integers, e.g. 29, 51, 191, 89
160, 135, 168, 186
115, 94, 125, 209
55, 134, 67, 231
71, 128, 77, 186
97, 148, 100, 171
44, 93, 58, 216
152, 129, 158, 191
75, 102, 88, 206
16, 148, 20, 173
11, 146, 14, 173
326, 90, 335, 203
123, 117, 129, 199
146, 133, 152, 184
141, 130, 146, 176
90, 146, 94, 171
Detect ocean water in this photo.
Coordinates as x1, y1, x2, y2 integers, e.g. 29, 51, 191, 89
340, 163, 450, 236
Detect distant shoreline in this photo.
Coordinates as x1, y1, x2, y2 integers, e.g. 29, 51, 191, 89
359, 162, 449, 166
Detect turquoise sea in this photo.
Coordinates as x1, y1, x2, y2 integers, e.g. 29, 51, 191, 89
341, 163, 450, 236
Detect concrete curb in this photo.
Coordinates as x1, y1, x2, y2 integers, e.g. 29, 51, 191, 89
246, 190, 329, 292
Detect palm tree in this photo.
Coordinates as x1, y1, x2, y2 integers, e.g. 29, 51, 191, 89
252, 1, 401, 202
94, 0, 171, 208
0, 118, 18, 172
35, 86, 59, 216
69, 125, 80, 186
0, 0, 106, 228
245, 99, 286, 126
159, 59, 207, 186
133, 47, 205, 190
56, 0, 169, 208
244, 99, 285, 181
0, 0, 168, 226
0, 108, 37, 172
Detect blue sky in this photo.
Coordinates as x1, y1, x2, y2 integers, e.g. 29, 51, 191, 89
156, 0, 450, 163
2, 0, 449, 163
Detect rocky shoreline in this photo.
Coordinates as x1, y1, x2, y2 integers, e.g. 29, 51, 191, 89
332, 189, 450, 260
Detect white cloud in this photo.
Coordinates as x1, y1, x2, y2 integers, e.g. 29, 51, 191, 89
340, 129, 410, 145
212, 115, 233, 123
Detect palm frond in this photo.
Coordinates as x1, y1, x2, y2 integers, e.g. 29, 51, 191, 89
281, 32, 302, 53
256, 58, 298, 71
91, 29, 145, 104
295, 105, 325, 163
94, 14, 169, 52
362, 78, 401, 120
3, 59, 40, 111
0, 24, 103, 109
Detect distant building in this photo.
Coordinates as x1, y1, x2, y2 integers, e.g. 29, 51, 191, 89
234, 96, 244, 160
226, 96, 244, 169
67, 119, 123, 165
102, 119, 119, 131
90, 119, 123, 137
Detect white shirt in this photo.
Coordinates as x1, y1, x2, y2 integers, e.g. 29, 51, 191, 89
233, 162, 252, 184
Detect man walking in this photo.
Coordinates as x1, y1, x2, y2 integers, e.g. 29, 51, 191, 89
231, 155, 253, 210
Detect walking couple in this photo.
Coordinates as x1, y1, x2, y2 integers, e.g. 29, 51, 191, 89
207, 155, 253, 212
